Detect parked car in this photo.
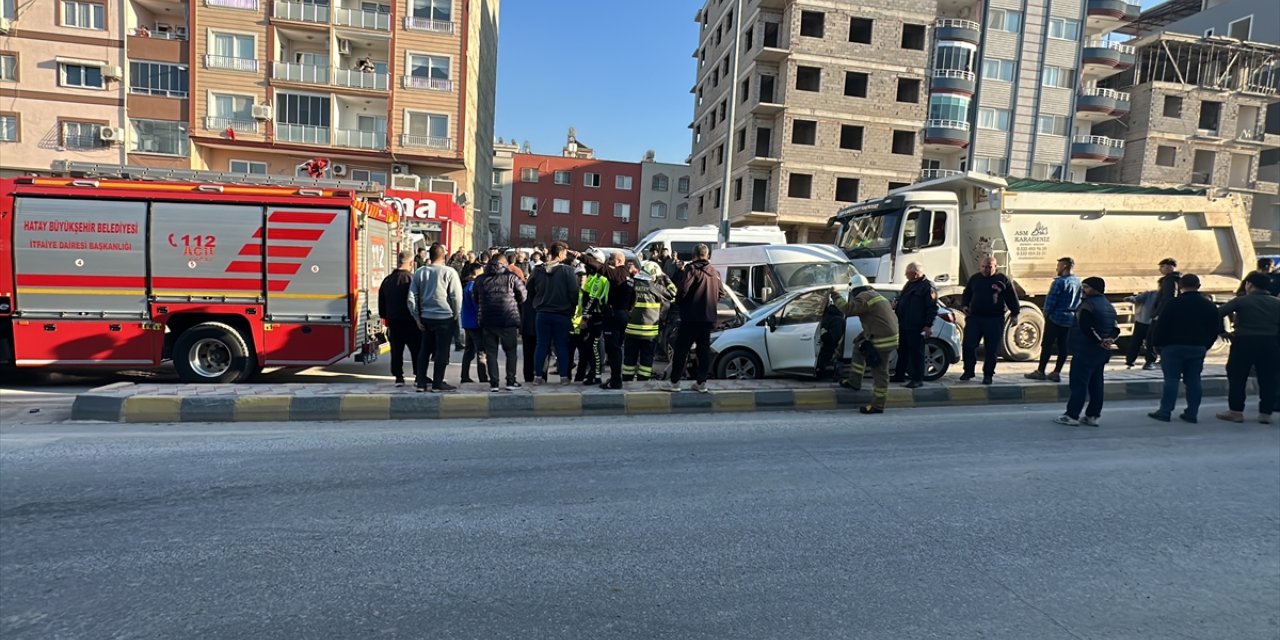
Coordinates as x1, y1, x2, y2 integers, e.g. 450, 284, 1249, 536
708, 285, 960, 381
634, 224, 787, 261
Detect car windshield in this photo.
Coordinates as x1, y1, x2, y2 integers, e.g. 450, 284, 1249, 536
772, 262, 862, 289
836, 210, 903, 259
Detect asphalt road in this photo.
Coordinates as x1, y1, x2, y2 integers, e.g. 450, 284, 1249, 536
1, 402, 1277, 639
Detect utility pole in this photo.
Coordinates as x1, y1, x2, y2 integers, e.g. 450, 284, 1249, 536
717, 0, 745, 249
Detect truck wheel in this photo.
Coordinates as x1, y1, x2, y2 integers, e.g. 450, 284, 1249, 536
1002, 305, 1044, 362
715, 349, 763, 380
173, 322, 252, 384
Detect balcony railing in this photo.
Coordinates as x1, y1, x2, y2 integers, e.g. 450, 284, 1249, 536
926, 119, 971, 131
276, 123, 329, 144
206, 0, 259, 9
205, 116, 260, 133
920, 168, 964, 180
403, 15, 455, 33
204, 55, 259, 72
273, 0, 328, 22
1085, 39, 1136, 55
335, 129, 385, 150
272, 61, 329, 85
401, 75, 453, 91
400, 134, 452, 149
130, 86, 188, 99
1073, 134, 1125, 149
1080, 87, 1131, 101
935, 18, 980, 30
933, 69, 976, 81
65, 135, 108, 149
334, 68, 389, 90
334, 7, 390, 30
129, 27, 188, 40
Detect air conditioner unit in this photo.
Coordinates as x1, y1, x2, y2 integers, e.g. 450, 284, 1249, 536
330, 163, 348, 176
251, 104, 273, 120
154, 22, 172, 33
390, 174, 420, 190
99, 127, 124, 143
102, 66, 123, 80
621, 215, 631, 223
391, 163, 411, 175
0, 17, 11, 34
337, 39, 352, 55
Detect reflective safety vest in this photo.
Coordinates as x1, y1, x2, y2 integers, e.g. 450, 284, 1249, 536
582, 273, 610, 314
625, 277, 673, 339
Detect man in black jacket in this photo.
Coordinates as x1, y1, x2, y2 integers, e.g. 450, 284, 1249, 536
660, 244, 722, 393
527, 242, 580, 385
959, 256, 1020, 384
378, 251, 420, 387
894, 262, 938, 389
579, 249, 637, 390
474, 253, 528, 392
1147, 274, 1221, 423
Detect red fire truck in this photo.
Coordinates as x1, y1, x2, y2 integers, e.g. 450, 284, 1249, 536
0, 163, 401, 382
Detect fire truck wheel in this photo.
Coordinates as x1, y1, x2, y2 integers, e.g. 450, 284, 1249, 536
173, 322, 252, 384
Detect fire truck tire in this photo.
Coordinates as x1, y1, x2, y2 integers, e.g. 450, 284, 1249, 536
173, 322, 252, 384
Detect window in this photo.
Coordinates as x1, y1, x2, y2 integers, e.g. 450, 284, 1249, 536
210, 32, 255, 63
616, 175, 633, 190
404, 111, 447, 144
1, 0, 12, 19
779, 291, 826, 325
62, 1, 105, 29
788, 173, 813, 199
733, 178, 742, 201
840, 125, 864, 150
1163, 95, 1183, 118
351, 169, 388, 186
652, 174, 669, 191
1047, 18, 1080, 40
792, 119, 817, 145
892, 130, 915, 155
491, 169, 501, 185
60, 63, 104, 89
582, 201, 600, 215
519, 224, 537, 240
614, 203, 631, 219
1228, 16, 1251, 40
800, 10, 825, 38
1203, 28, 1214, 37
972, 156, 1008, 175
230, 160, 267, 174
715, 144, 724, 165
129, 119, 187, 155
676, 203, 689, 220
650, 202, 668, 218
1042, 66, 1072, 89
407, 54, 450, 87
796, 66, 821, 92
677, 176, 690, 193
929, 95, 969, 122
520, 167, 539, 182
581, 228, 598, 244
982, 59, 1015, 82
903, 209, 947, 250
888, 182, 910, 191
987, 8, 1021, 33
1198, 100, 1222, 133
551, 226, 569, 242
848, 17, 873, 44
1037, 115, 1068, 136
553, 170, 571, 184
584, 172, 601, 187
696, 196, 704, 216
835, 178, 860, 202
519, 196, 537, 212
844, 71, 868, 97
0, 114, 16, 142
737, 127, 747, 152
1031, 163, 1066, 180
897, 78, 921, 103
1156, 145, 1177, 167
552, 198, 570, 214
211, 93, 253, 125
700, 156, 707, 175
489, 196, 500, 213
612, 231, 628, 246
411, 0, 452, 21
713, 188, 721, 208
740, 78, 750, 103
129, 61, 188, 98
977, 107, 1011, 131
62, 121, 104, 149
901, 23, 926, 50
0, 54, 16, 82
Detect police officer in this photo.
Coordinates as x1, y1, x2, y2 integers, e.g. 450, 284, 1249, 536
839, 285, 900, 414
894, 262, 938, 389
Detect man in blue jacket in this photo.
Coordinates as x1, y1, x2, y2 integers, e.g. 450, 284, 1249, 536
1027, 257, 1081, 382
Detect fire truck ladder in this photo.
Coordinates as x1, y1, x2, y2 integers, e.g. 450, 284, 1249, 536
50, 161, 386, 194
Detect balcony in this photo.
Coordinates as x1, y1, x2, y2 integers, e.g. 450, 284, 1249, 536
401, 75, 453, 92
934, 19, 979, 44
205, 116, 260, 133
403, 15, 455, 33
931, 69, 976, 96
204, 55, 259, 72
1082, 40, 1136, 79
334, 7, 389, 30
205, 0, 258, 9
1071, 134, 1125, 166
330, 68, 388, 90
757, 0, 788, 8
920, 168, 963, 181
128, 27, 187, 40
923, 119, 970, 151
335, 128, 385, 150
400, 134, 452, 150
757, 45, 789, 63
273, 0, 328, 23
1076, 87, 1131, 121
272, 61, 329, 85
1236, 127, 1280, 148
276, 123, 329, 145
1086, 0, 1139, 34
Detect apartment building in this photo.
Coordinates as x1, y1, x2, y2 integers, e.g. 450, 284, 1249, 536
637, 152, 692, 237
921, 0, 1140, 183
489, 136, 519, 244
0, 0, 499, 250
687, 0, 934, 243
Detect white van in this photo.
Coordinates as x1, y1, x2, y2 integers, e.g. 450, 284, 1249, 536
712, 244, 868, 310
634, 225, 786, 261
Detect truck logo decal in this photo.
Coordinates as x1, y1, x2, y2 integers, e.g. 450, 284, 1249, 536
225, 211, 338, 292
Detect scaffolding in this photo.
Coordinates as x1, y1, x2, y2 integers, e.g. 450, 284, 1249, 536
1122, 33, 1280, 96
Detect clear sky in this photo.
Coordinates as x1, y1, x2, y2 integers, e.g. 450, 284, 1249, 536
494, 0, 700, 165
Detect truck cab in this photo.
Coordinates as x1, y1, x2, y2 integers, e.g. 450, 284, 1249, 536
829, 192, 961, 288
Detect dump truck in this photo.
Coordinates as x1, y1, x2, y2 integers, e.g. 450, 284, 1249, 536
0, 162, 402, 382
828, 173, 1255, 360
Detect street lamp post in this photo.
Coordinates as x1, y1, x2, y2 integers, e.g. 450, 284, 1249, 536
717, 0, 745, 249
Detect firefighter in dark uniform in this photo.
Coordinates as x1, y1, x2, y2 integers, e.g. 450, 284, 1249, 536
894, 262, 938, 388
839, 285, 900, 413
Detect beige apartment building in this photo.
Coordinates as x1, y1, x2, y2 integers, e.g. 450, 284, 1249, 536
687, 0, 934, 243
0, 0, 499, 249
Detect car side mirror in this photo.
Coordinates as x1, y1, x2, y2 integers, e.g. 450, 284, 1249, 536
766, 315, 778, 332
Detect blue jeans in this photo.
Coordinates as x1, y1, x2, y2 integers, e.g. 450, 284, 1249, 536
1158, 344, 1207, 417
1066, 347, 1110, 419
534, 312, 573, 379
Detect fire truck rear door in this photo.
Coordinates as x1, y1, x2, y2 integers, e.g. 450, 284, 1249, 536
264, 207, 349, 321
149, 203, 264, 300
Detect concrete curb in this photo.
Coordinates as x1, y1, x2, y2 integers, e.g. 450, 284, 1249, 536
70, 377, 1251, 423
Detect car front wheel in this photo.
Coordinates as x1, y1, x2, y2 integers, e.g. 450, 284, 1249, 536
715, 349, 764, 380
924, 338, 951, 381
